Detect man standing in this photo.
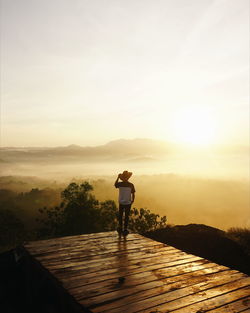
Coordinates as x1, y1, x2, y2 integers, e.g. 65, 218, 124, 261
114, 170, 135, 236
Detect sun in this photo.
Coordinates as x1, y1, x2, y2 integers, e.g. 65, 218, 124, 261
170, 108, 217, 145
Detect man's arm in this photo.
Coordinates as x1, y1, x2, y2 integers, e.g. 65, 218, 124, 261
131, 192, 135, 203
114, 174, 120, 188
131, 183, 136, 203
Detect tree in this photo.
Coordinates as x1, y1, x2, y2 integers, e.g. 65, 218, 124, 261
61, 182, 100, 235
129, 208, 167, 233
37, 181, 168, 239
98, 200, 118, 231
37, 205, 64, 238
37, 182, 99, 238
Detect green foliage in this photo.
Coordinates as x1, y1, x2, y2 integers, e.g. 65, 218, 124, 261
0, 187, 61, 230
61, 182, 94, 205
98, 200, 118, 231
0, 180, 169, 249
62, 182, 100, 235
37, 182, 119, 238
37, 205, 64, 238
37, 181, 168, 239
129, 208, 167, 233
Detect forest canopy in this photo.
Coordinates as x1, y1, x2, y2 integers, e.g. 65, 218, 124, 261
0, 180, 167, 252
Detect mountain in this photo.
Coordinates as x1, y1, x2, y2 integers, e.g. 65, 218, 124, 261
0, 138, 248, 166
0, 138, 175, 164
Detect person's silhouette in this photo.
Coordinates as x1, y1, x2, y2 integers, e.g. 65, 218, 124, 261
114, 171, 135, 236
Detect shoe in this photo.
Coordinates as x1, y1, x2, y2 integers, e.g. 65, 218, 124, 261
117, 227, 122, 235
123, 229, 129, 236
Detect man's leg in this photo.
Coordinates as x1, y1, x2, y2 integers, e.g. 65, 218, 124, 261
124, 204, 131, 231
118, 205, 124, 231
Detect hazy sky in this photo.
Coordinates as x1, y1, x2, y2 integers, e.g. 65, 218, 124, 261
1, 0, 249, 147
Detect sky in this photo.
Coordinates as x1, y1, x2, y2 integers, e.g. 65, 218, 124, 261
1, 0, 249, 147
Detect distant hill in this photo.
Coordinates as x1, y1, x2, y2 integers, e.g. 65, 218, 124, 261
0, 138, 176, 164
145, 224, 250, 275
1, 138, 248, 165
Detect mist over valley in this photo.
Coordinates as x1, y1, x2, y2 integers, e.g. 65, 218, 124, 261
1, 138, 248, 179
0, 139, 249, 231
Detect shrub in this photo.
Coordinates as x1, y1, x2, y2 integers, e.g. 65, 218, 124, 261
227, 227, 250, 256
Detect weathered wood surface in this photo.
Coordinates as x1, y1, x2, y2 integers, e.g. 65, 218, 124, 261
24, 231, 250, 313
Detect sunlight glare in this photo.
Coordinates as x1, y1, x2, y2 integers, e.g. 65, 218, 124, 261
170, 108, 217, 145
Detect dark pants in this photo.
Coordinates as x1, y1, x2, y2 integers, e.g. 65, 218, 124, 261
118, 204, 131, 230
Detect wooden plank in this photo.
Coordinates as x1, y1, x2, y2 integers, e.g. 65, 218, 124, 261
88, 272, 247, 313
207, 296, 250, 313
38, 246, 174, 269
38, 245, 179, 270
62, 256, 203, 290
169, 287, 250, 313
27, 232, 154, 247
25, 233, 157, 252
24, 231, 249, 313
131, 278, 250, 313
71, 259, 216, 301
55, 253, 198, 283
87, 268, 238, 312
35, 243, 166, 263
80, 266, 231, 309
29, 238, 164, 257
48, 248, 196, 277
32, 240, 167, 264
26, 233, 155, 258
48, 252, 193, 276
25, 234, 149, 255
239, 308, 250, 313
25, 231, 120, 247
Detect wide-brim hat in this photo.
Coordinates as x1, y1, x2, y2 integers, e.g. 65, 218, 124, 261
120, 170, 132, 181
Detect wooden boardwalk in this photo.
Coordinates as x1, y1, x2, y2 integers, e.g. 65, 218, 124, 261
24, 231, 250, 313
